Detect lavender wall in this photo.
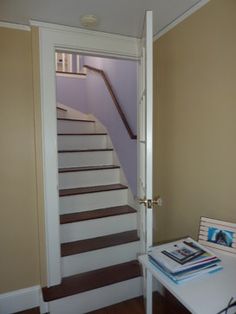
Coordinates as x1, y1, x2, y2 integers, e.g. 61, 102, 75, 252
56, 76, 87, 113
56, 56, 138, 195
84, 56, 138, 195
84, 56, 137, 132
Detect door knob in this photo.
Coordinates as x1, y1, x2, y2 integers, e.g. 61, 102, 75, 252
138, 196, 162, 208
138, 197, 148, 206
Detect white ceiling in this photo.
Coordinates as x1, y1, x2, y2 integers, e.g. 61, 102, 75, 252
0, 0, 207, 38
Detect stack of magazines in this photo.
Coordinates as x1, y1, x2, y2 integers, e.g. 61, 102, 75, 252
148, 237, 223, 284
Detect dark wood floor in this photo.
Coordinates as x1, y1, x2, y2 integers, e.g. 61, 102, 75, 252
88, 291, 190, 314
14, 291, 190, 314
14, 308, 40, 314
88, 293, 164, 314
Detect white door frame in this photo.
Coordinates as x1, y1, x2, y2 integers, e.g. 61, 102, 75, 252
31, 20, 140, 286
144, 11, 153, 251
137, 11, 153, 253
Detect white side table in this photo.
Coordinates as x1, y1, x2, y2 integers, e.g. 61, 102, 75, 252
139, 252, 236, 314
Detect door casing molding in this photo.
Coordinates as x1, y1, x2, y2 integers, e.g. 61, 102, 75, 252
33, 20, 140, 286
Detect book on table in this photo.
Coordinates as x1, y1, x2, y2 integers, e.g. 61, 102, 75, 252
148, 237, 223, 284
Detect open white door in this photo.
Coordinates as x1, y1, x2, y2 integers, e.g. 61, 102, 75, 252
138, 11, 158, 313
138, 10, 155, 253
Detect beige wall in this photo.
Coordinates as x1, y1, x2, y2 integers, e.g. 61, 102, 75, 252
2, 0, 236, 293
154, 0, 236, 242
0, 27, 41, 293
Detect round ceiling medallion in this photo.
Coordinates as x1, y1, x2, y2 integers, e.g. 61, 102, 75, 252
80, 15, 98, 28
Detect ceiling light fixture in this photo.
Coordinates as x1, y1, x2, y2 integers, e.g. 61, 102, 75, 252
80, 15, 98, 28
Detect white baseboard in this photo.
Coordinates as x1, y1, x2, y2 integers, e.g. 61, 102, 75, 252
0, 285, 48, 314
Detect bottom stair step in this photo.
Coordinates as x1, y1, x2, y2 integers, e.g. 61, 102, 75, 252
47, 277, 142, 314
42, 260, 141, 302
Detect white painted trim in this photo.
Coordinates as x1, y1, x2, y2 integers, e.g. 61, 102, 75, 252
154, 0, 210, 40
0, 21, 30, 31
0, 286, 48, 314
38, 23, 140, 286
145, 11, 153, 251
30, 20, 138, 40
39, 289, 49, 314
39, 27, 62, 286
31, 20, 140, 59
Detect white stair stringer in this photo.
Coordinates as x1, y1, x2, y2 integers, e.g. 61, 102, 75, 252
48, 277, 142, 314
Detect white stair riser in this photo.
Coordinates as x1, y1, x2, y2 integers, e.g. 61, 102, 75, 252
48, 277, 142, 314
60, 213, 137, 243
57, 120, 95, 134
59, 169, 120, 189
57, 110, 67, 119
58, 135, 108, 150
58, 151, 113, 168
60, 189, 127, 214
62, 241, 140, 276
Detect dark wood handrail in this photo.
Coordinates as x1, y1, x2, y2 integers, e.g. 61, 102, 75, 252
84, 65, 137, 140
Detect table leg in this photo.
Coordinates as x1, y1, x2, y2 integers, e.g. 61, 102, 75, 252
146, 269, 153, 314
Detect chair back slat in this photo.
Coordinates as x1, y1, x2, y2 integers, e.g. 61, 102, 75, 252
198, 217, 236, 255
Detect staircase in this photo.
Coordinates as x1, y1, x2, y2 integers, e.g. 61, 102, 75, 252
42, 106, 142, 314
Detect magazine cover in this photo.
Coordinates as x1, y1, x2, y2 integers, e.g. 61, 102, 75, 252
161, 239, 205, 264
148, 237, 220, 273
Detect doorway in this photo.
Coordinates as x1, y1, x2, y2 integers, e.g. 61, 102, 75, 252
36, 22, 140, 286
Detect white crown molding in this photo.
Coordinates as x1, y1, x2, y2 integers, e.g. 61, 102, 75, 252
0, 286, 48, 314
0, 21, 30, 31
31, 19, 140, 59
29, 20, 139, 43
154, 0, 210, 40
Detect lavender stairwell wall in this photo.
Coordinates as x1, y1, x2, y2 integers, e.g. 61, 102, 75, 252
56, 56, 138, 195
84, 56, 138, 195
56, 76, 87, 113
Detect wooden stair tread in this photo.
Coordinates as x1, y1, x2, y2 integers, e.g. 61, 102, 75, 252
14, 308, 40, 314
60, 205, 137, 224
58, 148, 113, 153
58, 132, 107, 136
57, 117, 95, 122
42, 260, 141, 301
59, 165, 120, 173
57, 106, 67, 112
61, 230, 139, 256
59, 184, 127, 197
